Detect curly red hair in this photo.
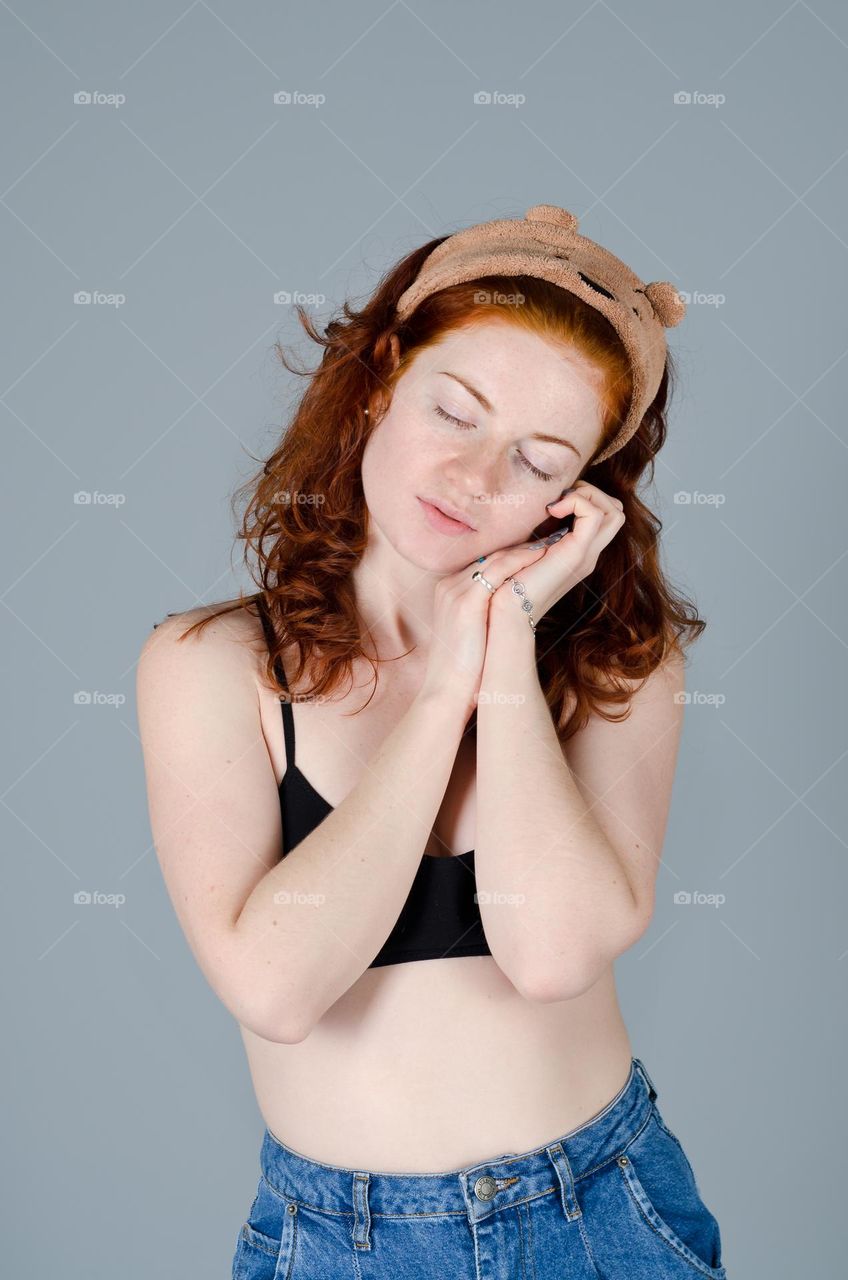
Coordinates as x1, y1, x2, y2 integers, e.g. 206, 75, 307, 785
175, 232, 705, 739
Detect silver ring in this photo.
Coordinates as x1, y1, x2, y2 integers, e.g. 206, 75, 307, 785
471, 570, 496, 593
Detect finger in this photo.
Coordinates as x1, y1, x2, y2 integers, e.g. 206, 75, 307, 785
466, 544, 547, 590
547, 483, 623, 515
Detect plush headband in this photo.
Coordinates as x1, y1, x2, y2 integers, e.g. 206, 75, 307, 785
395, 204, 686, 464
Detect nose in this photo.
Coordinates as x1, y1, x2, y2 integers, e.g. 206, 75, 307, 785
442, 449, 504, 514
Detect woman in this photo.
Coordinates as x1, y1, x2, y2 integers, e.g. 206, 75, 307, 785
138, 204, 727, 1278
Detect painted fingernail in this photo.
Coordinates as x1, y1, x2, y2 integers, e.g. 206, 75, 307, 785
527, 541, 544, 549
546, 486, 575, 510
545, 531, 565, 544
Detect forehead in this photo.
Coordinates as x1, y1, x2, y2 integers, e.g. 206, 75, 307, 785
407, 319, 607, 420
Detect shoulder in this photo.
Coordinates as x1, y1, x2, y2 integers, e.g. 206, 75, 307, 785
557, 642, 686, 742
137, 601, 268, 709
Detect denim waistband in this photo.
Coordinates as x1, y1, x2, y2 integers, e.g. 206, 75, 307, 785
259, 1056, 658, 1230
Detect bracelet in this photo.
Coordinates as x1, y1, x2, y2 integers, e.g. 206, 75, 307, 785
471, 567, 537, 634
505, 576, 537, 634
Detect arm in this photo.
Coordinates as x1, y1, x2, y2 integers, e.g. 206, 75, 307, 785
475, 592, 686, 1002
137, 611, 470, 1044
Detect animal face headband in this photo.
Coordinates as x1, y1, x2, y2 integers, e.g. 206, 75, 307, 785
395, 204, 686, 465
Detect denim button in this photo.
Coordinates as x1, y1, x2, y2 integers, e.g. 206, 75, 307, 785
473, 1175, 498, 1201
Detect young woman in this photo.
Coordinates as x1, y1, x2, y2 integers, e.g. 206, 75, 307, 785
138, 204, 728, 1278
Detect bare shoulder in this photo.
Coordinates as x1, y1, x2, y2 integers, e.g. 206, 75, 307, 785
557, 642, 686, 737
138, 601, 267, 701
140, 600, 264, 662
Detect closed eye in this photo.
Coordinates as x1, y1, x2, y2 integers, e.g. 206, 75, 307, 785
433, 404, 555, 483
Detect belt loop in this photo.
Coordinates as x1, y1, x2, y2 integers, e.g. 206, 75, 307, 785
351, 1172, 372, 1250
546, 1142, 582, 1221
633, 1057, 658, 1103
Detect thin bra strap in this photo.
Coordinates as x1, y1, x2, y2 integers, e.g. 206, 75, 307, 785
255, 595, 296, 770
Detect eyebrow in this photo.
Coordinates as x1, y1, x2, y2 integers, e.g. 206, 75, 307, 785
436, 370, 582, 460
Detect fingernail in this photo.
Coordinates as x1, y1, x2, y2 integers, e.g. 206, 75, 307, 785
545, 531, 565, 544
547, 487, 577, 509
527, 541, 544, 549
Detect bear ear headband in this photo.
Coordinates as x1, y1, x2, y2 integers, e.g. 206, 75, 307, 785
395, 204, 686, 465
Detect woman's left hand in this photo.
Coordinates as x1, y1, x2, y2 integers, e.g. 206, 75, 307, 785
487, 479, 625, 628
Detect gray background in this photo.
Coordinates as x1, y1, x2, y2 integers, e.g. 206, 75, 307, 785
2, 2, 845, 1276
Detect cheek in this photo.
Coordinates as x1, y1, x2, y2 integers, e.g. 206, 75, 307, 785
479, 492, 549, 543
360, 414, 425, 528
362, 410, 433, 488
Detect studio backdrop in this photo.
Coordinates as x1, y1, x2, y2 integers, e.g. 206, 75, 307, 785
2, 2, 845, 1277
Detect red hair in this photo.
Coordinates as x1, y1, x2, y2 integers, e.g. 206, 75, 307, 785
177, 233, 705, 739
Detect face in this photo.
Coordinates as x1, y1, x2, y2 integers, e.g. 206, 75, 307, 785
360, 318, 608, 571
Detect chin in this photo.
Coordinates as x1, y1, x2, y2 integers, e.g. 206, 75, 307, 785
395, 528, 474, 574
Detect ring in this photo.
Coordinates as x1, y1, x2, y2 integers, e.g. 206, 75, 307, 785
471, 570, 496, 593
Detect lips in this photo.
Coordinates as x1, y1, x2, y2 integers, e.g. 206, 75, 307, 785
418, 495, 476, 531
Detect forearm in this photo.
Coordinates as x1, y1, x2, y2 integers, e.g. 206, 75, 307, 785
232, 688, 471, 1040
476, 602, 642, 1000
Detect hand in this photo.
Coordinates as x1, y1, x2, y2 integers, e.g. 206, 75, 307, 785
418, 542, 550, 720
487, 479, 625, 630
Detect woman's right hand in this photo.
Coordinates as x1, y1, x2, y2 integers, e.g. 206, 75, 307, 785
417, 542, 550, 720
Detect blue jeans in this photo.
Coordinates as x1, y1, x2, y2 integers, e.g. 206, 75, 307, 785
231, 1056, 727, 1278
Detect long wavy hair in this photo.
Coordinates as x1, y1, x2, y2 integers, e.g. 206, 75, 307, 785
175, 232, 705, 740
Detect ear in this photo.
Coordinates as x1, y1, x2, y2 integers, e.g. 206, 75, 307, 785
389, 332, 401, 370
